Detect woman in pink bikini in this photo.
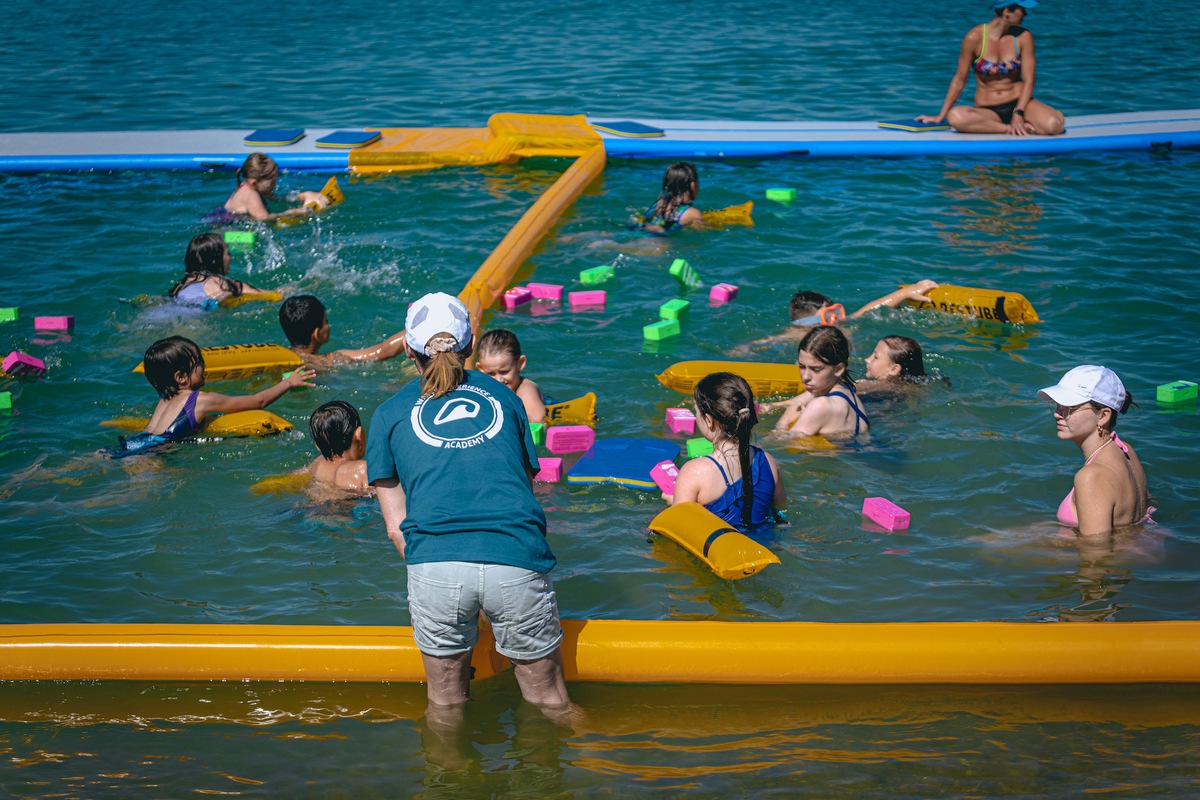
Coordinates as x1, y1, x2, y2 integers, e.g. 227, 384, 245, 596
916, 0, 1064, 136
1038, 366, 1153, 535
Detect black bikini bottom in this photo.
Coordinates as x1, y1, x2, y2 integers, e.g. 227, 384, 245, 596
984, 98, 1019, 125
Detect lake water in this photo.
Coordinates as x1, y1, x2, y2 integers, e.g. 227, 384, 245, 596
2, 0, 1199, 796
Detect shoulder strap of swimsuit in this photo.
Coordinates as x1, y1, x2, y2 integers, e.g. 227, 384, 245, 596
705, 454, 732, 486
976, 23, 988, 63
826, 389, 869, 434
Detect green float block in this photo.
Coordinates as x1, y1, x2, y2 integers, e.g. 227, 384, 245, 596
669, 258, 700, 289
0, 391, 11, 412
224, 231, 256, 248
686, 437, 714, 458
643, 319, 680, 341
529, 422, 545, 445
0, 308, 18, 323
766, 187, 797, 203
659, 299, 690, 321
579, 265, 614, 285
1157, 380, 1198, 405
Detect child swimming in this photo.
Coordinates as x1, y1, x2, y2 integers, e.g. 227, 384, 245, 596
773, 326, 869, 437
864, 335, 927, 381
639, 162, 703, 233
475, 328, 547, 423
222, 153, 330, 222
169, 233, 270, 309
302, 400, 370, 494
278, 295, 407, 369
116, 336, 313, 455
664, 372, 787, 531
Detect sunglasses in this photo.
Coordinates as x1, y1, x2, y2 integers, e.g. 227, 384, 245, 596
1054, 402, 1088, 418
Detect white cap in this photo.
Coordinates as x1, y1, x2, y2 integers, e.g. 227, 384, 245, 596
405, 292, 472, 356
1038, 365, 1126, 411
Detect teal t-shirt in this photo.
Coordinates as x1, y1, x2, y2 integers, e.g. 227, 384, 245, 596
366, 370, 554, 573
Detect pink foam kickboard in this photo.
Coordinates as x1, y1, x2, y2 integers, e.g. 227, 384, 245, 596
534, 457, 563, 482
862, 497, 911, 530
545, 425, 596, 454
568, 290, 607, 308
502, 287, 532, 308
665, 407, 696, 435
3, 351, 46, 376
709, 283, 739, 304
528, 282, 564, 301
649, 460, 679, 494
34, 315, 75, 330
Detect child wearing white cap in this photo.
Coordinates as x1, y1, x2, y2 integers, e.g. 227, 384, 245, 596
1038, 365, 1153, 535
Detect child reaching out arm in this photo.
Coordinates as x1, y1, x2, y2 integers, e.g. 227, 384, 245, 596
224, 153, 330, 222
279, 295, 406, 370
303, 400, 370, 493
475, 328, 547, 423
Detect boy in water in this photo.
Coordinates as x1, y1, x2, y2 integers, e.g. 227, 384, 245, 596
302, 400, 370, 495
280, 295, 407, 369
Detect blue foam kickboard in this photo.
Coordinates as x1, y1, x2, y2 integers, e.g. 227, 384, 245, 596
244, 128, 306, 146
877, 119, 951, 132
567, 437, 681, 490
590, 120, 666, 138
315, 130, 382, 149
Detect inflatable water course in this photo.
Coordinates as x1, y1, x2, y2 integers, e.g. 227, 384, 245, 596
6, 111, 1200, 687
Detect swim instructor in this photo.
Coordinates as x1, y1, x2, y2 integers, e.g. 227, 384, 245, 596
367, 292, 570, 713
917, 0, 1064, 136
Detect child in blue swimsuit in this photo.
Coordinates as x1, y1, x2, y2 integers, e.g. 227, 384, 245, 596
663, 372, 787, 531
639, 162, 703, 233
116, 336, 313, 455
773, 326, 870, 437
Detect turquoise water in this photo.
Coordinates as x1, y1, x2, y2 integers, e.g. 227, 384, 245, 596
2, 0, 1200, 796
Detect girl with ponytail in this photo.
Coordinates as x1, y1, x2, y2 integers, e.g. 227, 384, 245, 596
665, 372, 787, 531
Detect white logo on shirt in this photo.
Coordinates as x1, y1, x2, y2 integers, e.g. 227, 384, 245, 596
411, 385, 503, 448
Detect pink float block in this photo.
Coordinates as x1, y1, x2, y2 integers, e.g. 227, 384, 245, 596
568, 290, 607, 308
34, 315, 74, 330
502, 287, 532, 309
649, 460, 679, 494
528, 282, 564, 301
534, 457, 563, 483
665, 407, 696, 435
862, 497, 911, 531
545, 425, 596, 454
3, 351, 47, 376
709, 283, 739, 304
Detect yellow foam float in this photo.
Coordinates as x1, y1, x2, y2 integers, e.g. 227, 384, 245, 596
648, 503, 781, 580
544, 391, 597, 426
275, 176, 345, 227
103, 410, 293, 438
133, 343, 303, 382
906, 282, 1040, 324
702, 200, 754, 228
657, 360, 800, 397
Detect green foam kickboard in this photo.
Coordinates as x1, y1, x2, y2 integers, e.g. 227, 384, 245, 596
0, 308, 18, 323
659, 299, 690, 321
766, 188, 797, 202
530, 422, 545, 445
686, 437, 714, 458
643, 319, 681, 341
580, 265, 614, 285
0, 391, 11, 411
224, 231, 256, 247
1157, 380, 1198, 404
669, 258, 700, 289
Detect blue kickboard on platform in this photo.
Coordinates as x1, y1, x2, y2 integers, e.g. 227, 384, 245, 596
315, 130, 382, 149
567, 437, 681, 490
877, 118, 952, 132
590, 120, 666, 138
244, 128, 306, 146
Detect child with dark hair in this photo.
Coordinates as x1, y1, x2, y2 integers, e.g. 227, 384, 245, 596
639, 162, 703, 233
169, 233, 270, 309
303, 400, 369, 493
115, 336, 313, 455
475, 328, 546, 423
664, 372, 787, 531
279, 294, 406, 369
773, 326, 869, 437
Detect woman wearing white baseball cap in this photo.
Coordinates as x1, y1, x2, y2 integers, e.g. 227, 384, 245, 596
366, 292, 571, 717
1038, 365, 1153, 535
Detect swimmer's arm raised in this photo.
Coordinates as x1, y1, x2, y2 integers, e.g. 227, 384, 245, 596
851, 279, 938, 318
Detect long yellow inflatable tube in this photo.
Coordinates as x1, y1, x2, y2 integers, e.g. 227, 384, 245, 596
3, 620, 1199, 684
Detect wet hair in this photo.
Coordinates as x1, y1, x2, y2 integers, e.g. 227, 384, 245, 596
694, 372, 760, 529
1088, 393, 1136, 431
236, 152, 279, 189
170, 233, 240, 298
878, 335, 926, 379
649, 162, 699, 225
279, 295, 327, 346
797, 325, 855, 389
309, 400, 361, 460
413, 335, 468, 399
789, 290, 835, 321
142, 336, 204, 399
477, 328, 522, 360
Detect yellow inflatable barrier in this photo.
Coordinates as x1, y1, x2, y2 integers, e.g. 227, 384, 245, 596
702, 201, 754, 228
102, 410, 293, 438
544, 392, 597, 426
275, 176, 345, 227
905, 282, 1040, 324
657, 360, 800, 397
4, 619, 1200, 684
133, 343, 303, 382
647, 503, 781, 580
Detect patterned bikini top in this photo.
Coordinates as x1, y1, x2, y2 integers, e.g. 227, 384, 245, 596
973, 23, 1021, 76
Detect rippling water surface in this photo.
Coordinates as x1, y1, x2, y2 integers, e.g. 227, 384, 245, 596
2, 0, 1199, 796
